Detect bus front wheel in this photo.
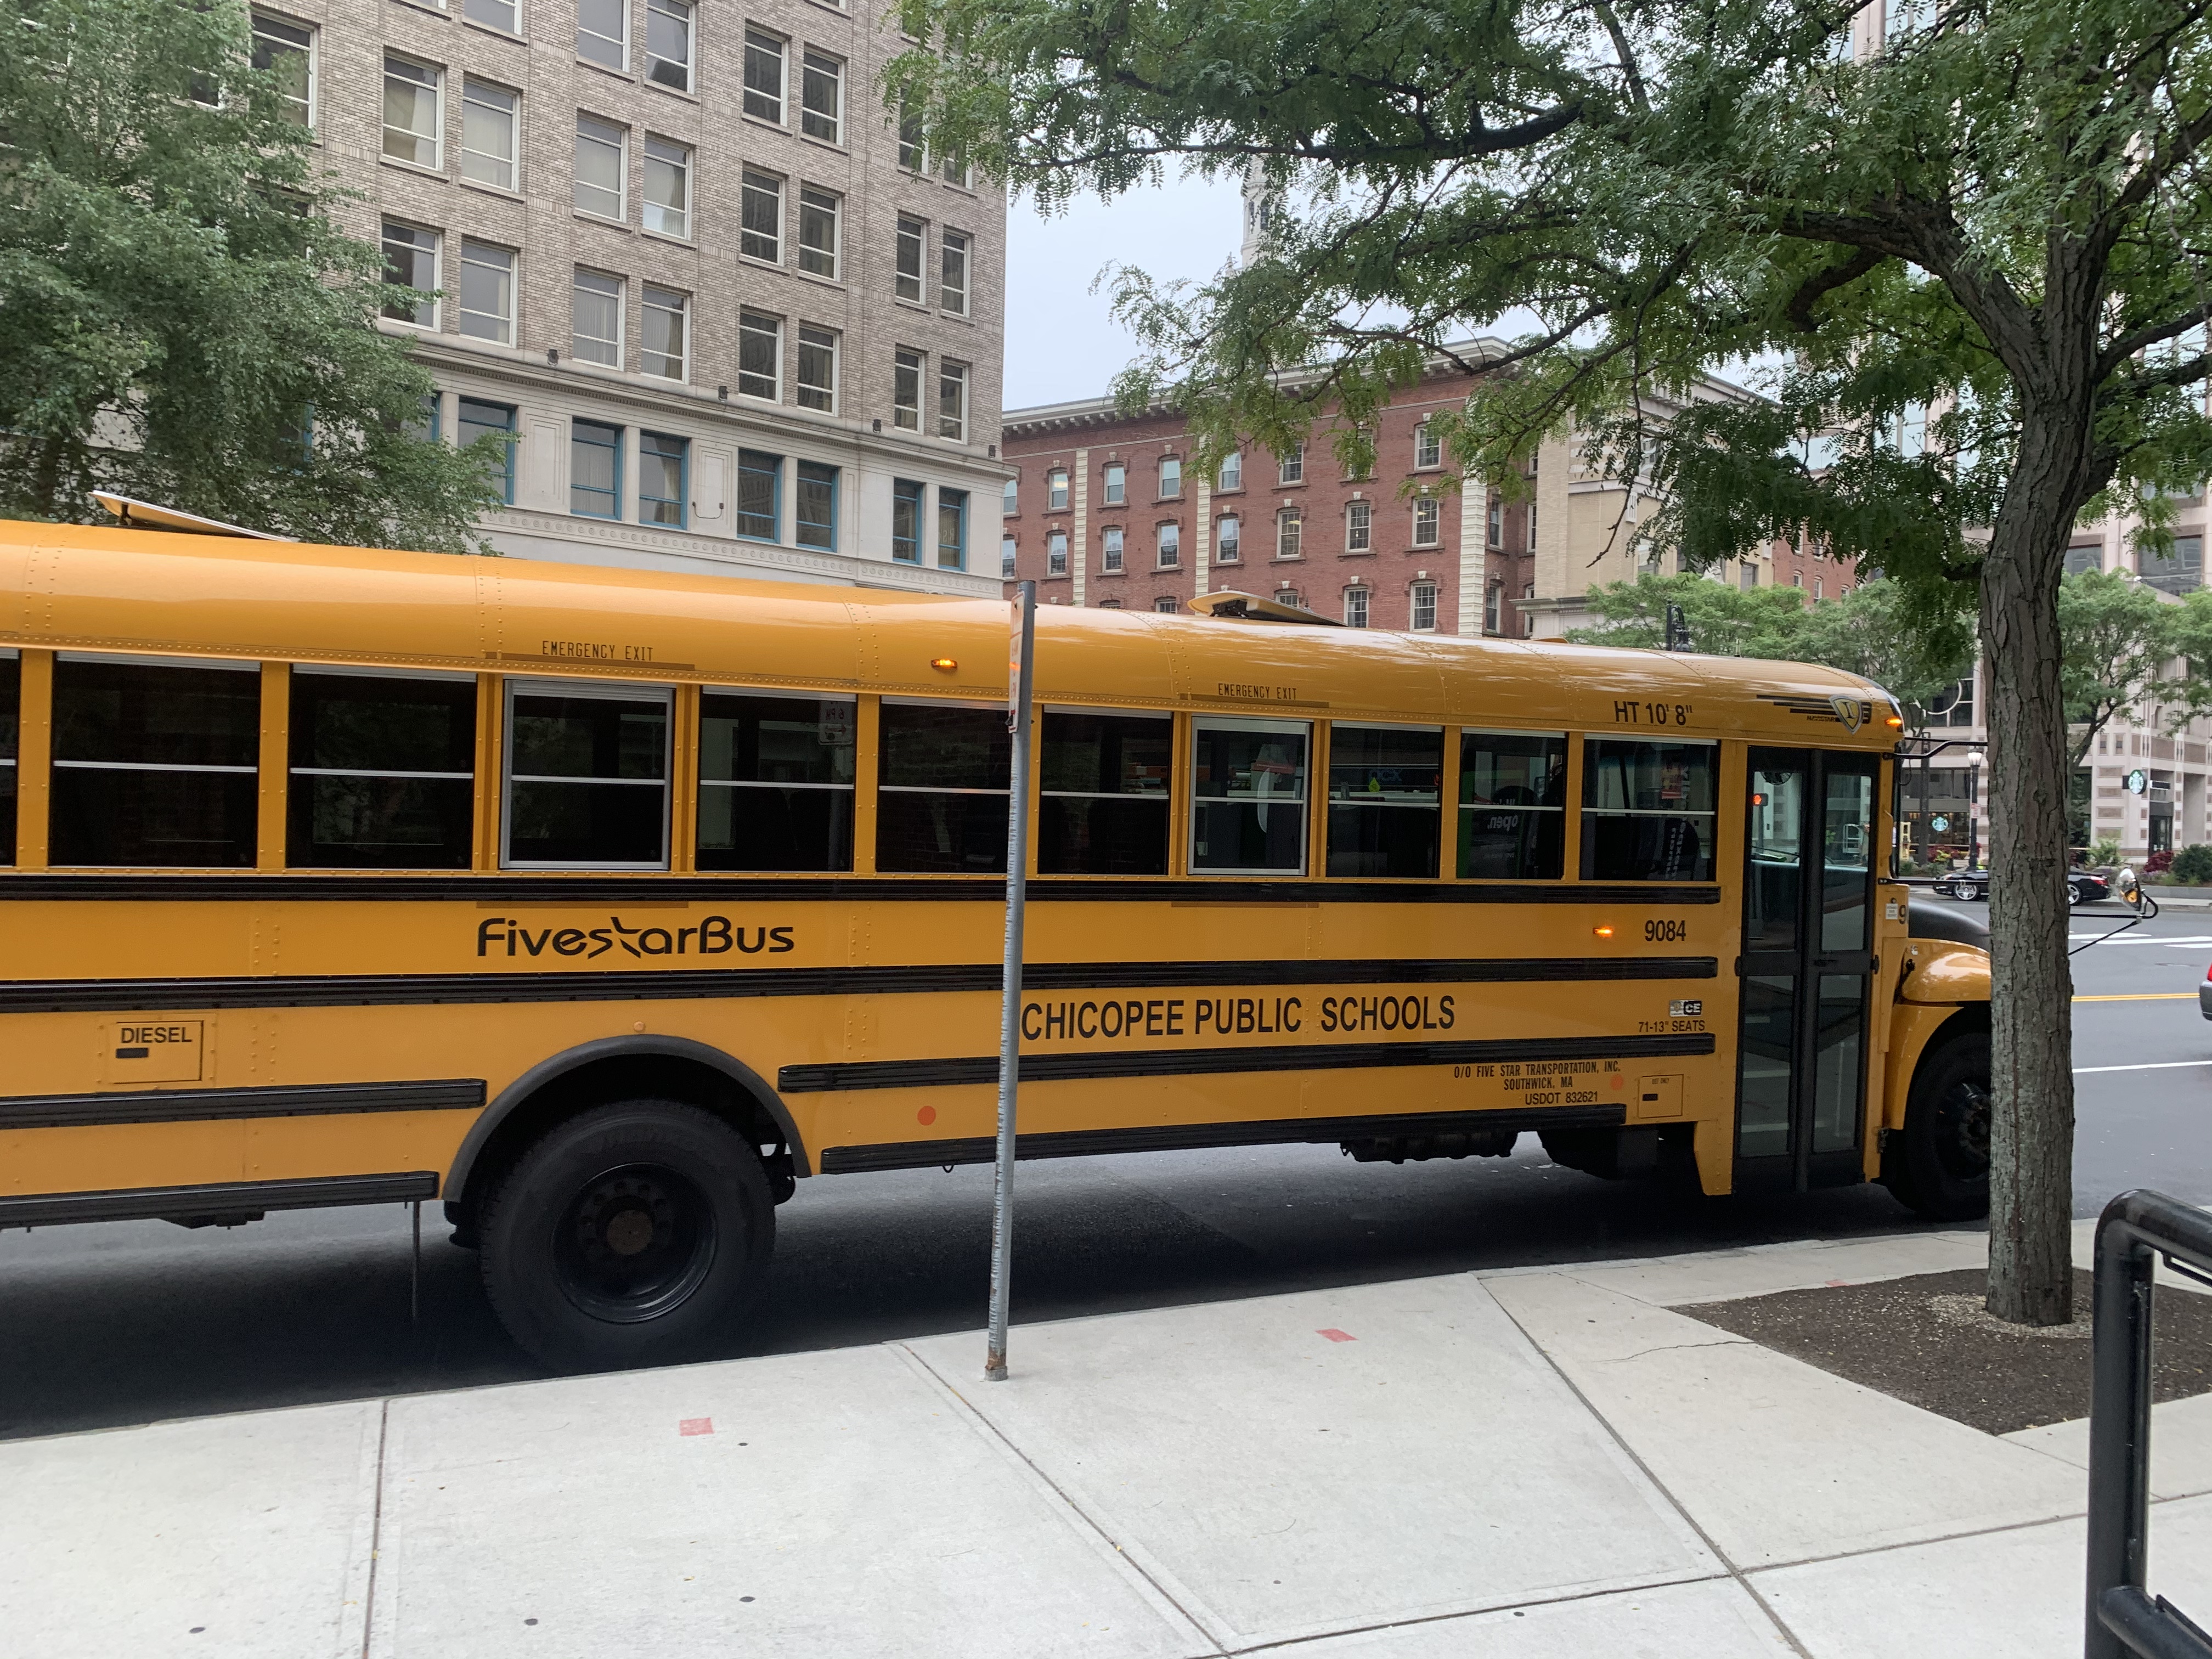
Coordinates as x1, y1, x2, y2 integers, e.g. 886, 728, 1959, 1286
1881, 1032, 1991, 1222
478, 1098, 775, 1372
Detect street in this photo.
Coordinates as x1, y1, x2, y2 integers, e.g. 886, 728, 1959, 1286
3, 902, 2206, 1442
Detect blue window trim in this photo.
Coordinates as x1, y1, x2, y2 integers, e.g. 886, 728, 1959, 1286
936, 486, 968, 571
458, 398, 518, 505
891, 477, 924, 563
795, 459, 838, 551
735, 448, 782, 544
640, 430, 689, 530
571, 418, 624, 520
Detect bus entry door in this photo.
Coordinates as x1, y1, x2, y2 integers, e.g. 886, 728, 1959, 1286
1734, 747, 1879, 1192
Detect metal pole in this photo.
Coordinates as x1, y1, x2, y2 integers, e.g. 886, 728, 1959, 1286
409, 1199, 421, 1325
985, 582, 1037, 1381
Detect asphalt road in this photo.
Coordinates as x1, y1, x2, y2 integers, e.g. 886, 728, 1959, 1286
3, 900, 2207, 1440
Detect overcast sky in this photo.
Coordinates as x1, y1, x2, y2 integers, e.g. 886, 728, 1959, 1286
1000, 173, 1246, 413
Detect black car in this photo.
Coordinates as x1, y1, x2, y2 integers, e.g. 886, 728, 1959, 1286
1934, 870, 2111, 906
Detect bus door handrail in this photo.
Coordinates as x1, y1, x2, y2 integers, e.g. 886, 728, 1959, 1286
2085, 1188, 2212, 1659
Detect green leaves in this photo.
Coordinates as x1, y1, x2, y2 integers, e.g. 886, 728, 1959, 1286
0, 0, 501, 550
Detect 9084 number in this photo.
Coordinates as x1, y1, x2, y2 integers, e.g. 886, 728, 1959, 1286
1644, 919, 1688, 943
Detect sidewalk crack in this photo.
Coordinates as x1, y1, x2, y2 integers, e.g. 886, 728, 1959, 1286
1595, 1338, 1752, 1364
358, 1398, 392, 1659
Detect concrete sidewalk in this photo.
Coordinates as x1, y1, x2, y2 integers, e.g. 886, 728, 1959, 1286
5, 1222, 2208, 1659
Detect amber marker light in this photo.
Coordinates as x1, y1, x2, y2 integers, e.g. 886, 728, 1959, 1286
1594, 924, 1616, 939
1886, 713, 1905, 729
930, 657, 958, 672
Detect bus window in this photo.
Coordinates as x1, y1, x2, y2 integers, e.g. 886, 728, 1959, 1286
1038, 710, 1172, 874
1580, 737, 1716, 882
288, 669, 477, 868
1457, 730, 1565, 879
877, 702, 1011, 873
1190, 717, 1310, 874
50, 654, 260, 867
503, 681, 672, 869
1744, 766, 1805, 950
698, 692, 856, 871
0, 651, 15, 864
1326, 724, 1442, 877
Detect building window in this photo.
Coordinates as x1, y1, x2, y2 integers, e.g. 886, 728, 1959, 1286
1278, 445, 1304, 486
938, 489, 968, 570
1101, 526, 1124, 572
738, 310, 781, 400
893, 348, 923, 430
503, 681, 672, 871
941, 230, 970, 314
1159, 456, 1182, 498
1102, 463, 1125, 506
1487, 496, 1503, 548
1410, 582, 1437, 632
1485, 583, 1502, 633
940, 149, 973, 188
571, 419, 623, 518
645, 0, 693, 91
939, 361, 968, 441
574, 116, 626, 220
797, 324, 838, 412
1048, 531, 1068, 575
1097, 599, 1121, 610
1190, 717, 1310, 874
801, 50, 843, 143
1276, 586, 1302, 608
643, 138, 691, 239
2066, 542, 2103, 575
380, 221, 438, 327
798, 186, 841, 278
1581, 738, 1717, 882
1528, 502, 1538, 550
460, 80, 518, 190
1154, 596, 1178, 613
898, 105, 924, 171
741, 170, 783, 263
1001, 536, 1017, 577
252, 12, 315, 126
796, 461, 837, 550
571, 268, 623, 366
1157, 522, 1180, 569
1218, 452, 1242, 491
2140, 533, 2205, 595
876, 703, 1010, 873
1415, 424, 1442, 469
49, 656, 261, 868
458, 399, 517, 503
1216, 514, 1240, 562
1739, 561, 1759, 591
1276, 507, 1302, 559
639, 432, 687, 528
577, 0, 627, 68
1002, 476, 1020, 516
697, 693, 856, 873
895, 215, 926, 303
641, 285, 688, 381
1814, 577, 1824, 599
1346, 500, 1372, 552
288, 668, 477, 870
736, 449, 780, 540
382, 55, 441, 169
1459, 731, 1566, 879
1412, 497, 1440, 548
1047, 469, 1070, 512
744, 29, 786, 123
892, 479, 924, 562
458, 240, 515, 343
1344, 587, 1369, 628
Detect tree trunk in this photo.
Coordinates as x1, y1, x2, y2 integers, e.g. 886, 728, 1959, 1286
1980, 408, 2083, 1328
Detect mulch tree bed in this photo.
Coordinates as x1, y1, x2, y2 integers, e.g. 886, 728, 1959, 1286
1688, 1268, 2212, 1436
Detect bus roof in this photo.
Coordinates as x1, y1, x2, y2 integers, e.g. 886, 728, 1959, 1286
0, 519, 1900, 748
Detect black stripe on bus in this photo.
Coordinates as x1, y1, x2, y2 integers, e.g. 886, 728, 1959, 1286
0, 956, 1719, 1014
0, 1172, 441, 1229
0, 1079, 486, 1131
0, 873, 1723, 907
819, 1102, 1630, 1175
779, 1032, 1717, 1094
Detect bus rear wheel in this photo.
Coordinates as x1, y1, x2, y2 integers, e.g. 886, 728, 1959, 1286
478, 1098, 774, 1372
1881, 1032, 1991, 1222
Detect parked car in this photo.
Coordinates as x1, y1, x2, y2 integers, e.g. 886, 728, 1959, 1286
1933, 870, 2111, 906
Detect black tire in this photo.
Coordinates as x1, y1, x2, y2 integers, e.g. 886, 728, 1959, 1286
1881, 1031, 1991, 1221
479, 1098, 774, 1372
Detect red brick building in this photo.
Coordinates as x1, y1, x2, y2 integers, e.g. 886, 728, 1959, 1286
999, 355, 1537, 635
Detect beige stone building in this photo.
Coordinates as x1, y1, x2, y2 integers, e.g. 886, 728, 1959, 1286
249, 0, 1002, 594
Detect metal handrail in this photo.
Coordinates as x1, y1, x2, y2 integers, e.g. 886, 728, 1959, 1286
2086, 1190, 2212, 1659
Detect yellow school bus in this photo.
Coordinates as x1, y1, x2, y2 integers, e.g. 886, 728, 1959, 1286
0, 520, 1993, 1368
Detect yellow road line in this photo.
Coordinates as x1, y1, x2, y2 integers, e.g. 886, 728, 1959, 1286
2074, 992, 2199, 1002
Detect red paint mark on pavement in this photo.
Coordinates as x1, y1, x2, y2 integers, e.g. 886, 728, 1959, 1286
1317, 1329, 1356, 1344
1825, 1279, 1849, 1287
679, 1418, 714, 1436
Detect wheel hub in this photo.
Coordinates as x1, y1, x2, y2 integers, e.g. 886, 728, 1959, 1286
553, 1164, 716, 1323
1932, 1079, 1992, 1181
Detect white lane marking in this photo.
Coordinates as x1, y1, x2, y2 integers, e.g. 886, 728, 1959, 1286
2076, 1059, 2212, 1074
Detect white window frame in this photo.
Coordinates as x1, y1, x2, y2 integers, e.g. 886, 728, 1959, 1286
380, 219, 440, 329
460, 77, 520, 191
1412, 495, 1441, 548
1156, 522, 1180, 569
577, 0, 627, 69
1047, 469, 1069, 512
1410, 582, 1438, 632
641, 285, 690, 382
1414, 424, 1442, 469
1047, 532, 1068, 575
893, 347, 923, 431
574, 115, 628, 222
738, 309, 783, 401
1217, 452, 1242, 491
1278, 445, 1304, 486
741, 168, 784, 264
642, 136, 691, 239
1215, 514, 1240, 563
938, 360, 968, 442
744, 28, 787, 124
797, 184, 842, 279
252, 11, 317, 128
571, 267, 625, 367
645, 0, 695, 92
463, 0, 523, 35
1102, 463, 1125, 506
940, 229, 970, 315
1346, 499, 1372, 552
458, 239, 516, 345
796, 323, 839, 413
1277, 506, 1302, 559
1344, 588, 1370, 628
1101, 526, 1124, 572
800, 49, 844, 144
381, 54, 443, 171
895, 215, 926, 304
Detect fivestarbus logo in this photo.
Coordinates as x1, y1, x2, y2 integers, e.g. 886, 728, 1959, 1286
475, 916, 795, 960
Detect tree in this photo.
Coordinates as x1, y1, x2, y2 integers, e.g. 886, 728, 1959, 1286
899, 0, 2212, 1324
0, 0, 501, 548
2058, 573, 2181, 770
